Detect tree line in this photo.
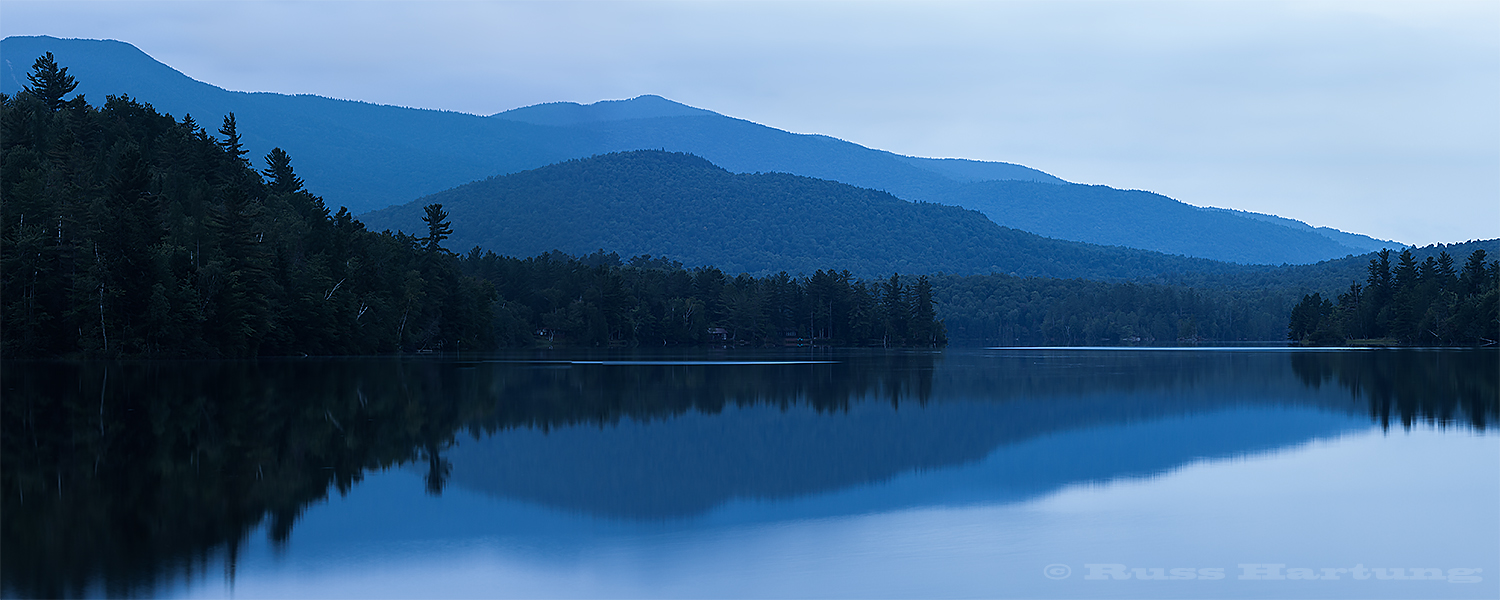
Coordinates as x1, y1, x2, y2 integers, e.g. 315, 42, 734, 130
1288, 248, 1498, 345
461, 249, 946, 347
930, 273, 1294, 345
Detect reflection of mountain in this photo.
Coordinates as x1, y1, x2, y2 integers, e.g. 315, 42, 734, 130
444, 349, 1379, 519
1, 349, 1493, 598
444, 397, 1365, 520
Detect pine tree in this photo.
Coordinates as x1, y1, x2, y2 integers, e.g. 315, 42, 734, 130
262, 148, 303, 195
422, 204, 453, 254
1393, 249, 1419, 291
1390, 249, 1421, 341
1435, 252, 1458, 292
882, 274, 910, 345
218, 113, 248, 165
1461, 249, 1491, 297
910, 275, 944, 346
1362, 249, 1393, 337
23, 52, 78, 111
1289, 293, 1334, 343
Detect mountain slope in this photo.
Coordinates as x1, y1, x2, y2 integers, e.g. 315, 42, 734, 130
1, 35, 1400, 265
941, 180, 1376, 265
1201, 206, 1396, 254
362, 150, 1249, 280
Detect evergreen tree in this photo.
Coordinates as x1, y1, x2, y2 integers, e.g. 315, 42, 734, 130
1334, 281, 1363, 339
262, 147, 303, 195
1435, 251, 1458, 292
1390, 249, 1421, 342
1393, 249, 1420, 291
422, 203, 453, 254
218, 113, 248, 166
881, 274, 910, 345
1361, 249, 1393, 338
1288, 292, 1334, 343
910, 275, 944, 346
1462, 249, 1491, 297
23, 51, 78, 111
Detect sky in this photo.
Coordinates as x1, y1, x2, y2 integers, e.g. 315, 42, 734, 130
1, 0, 1496, 246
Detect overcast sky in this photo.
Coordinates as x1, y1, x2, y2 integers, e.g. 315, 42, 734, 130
3, 0, 1496, 246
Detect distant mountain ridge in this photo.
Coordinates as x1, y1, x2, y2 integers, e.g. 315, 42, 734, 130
1, 35, 1402, 265
362, 150, 1252, 280
939, 180, 1397, 265
491, 94, 718, 124
1199, 206, 1395, 255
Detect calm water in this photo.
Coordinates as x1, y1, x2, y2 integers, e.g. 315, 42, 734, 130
2, 348, 1496, 599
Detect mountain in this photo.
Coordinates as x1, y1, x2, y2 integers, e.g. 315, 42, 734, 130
491, 94, 718, 124
937, 180, 1393, 265
1, 35, 1399, 265
362, 150, 1250, 280
1200, 206, 1395, 254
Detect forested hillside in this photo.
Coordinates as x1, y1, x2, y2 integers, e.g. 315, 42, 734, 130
0, 55, 494, 357
362, 150, 1255, 280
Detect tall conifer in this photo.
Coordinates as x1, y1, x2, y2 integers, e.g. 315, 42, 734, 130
23, 51, 78, 111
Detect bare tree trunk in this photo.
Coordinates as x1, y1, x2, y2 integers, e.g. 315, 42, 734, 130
98, 367, 107, 436
397, 299, 412, 348
95, 242, 107, 352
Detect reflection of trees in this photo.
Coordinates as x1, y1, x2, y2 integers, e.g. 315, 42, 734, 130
466, 353, 938, 434
1290, 350, 1498, 430
1, 360, 469, 598
0, 353, 937, 598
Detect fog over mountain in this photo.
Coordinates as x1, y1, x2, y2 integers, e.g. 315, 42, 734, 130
2, 35, 1404, 265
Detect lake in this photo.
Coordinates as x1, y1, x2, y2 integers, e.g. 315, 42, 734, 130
2, 348, 1496, 599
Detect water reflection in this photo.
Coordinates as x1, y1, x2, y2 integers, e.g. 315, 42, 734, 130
1289, 350, 1496, 430
0, 349, 1494, 598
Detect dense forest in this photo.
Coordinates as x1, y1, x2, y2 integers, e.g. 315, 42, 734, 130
1288, 248, 1498, 346
1, 53, 494, 358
